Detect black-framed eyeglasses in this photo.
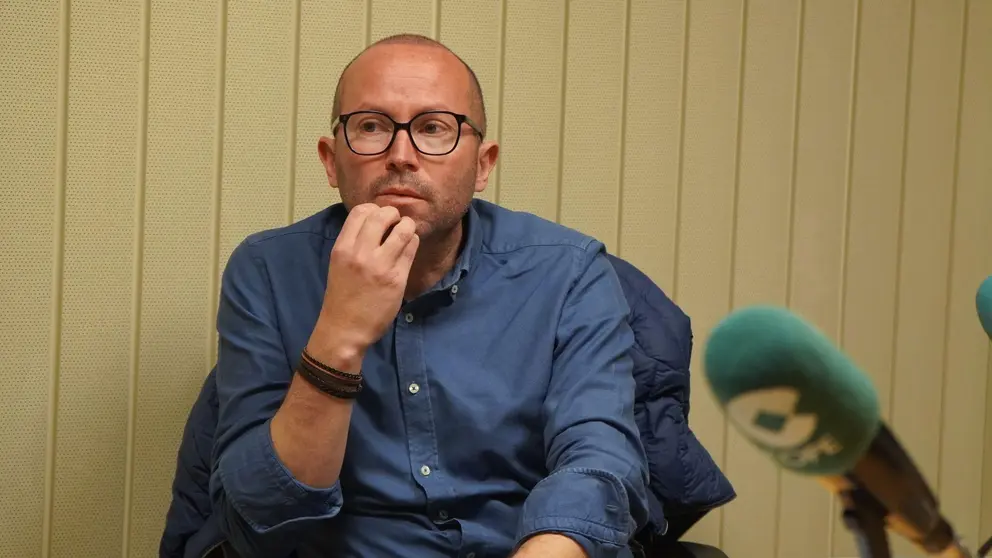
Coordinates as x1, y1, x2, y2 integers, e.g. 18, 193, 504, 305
331, 110, 484, 156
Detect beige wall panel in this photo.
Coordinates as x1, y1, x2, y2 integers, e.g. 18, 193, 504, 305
218, 2, 295, 285
719, 0, 799, 555
777, 1, 856, 556
52, 1, 141, 556
831, 0, 913, 554
890, 3, 966, 555
558, 0, 626, 249
943, 0, 992, 548
0, 2, 60, 556
126, 2, 221, 556
839, 0, 912, 427
293, 0, 367, 221
976, 0, 992, 540
439, 0, 503, 204
4, 1, 992, 554
676, 0, 743, 547
370, 0, 434, 42
496, 1, 564, 221
617, 0, 683, 290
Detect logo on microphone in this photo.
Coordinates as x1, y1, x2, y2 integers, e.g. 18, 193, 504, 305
726, 386, 842, 469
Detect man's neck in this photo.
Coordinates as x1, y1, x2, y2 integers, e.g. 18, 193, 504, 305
404, 220, 464, 300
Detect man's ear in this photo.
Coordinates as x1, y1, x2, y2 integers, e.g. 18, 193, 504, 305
474, 140, 500, 194
317, 135, 339, 189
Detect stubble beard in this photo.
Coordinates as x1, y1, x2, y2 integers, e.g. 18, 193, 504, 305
337, 160, 479, 245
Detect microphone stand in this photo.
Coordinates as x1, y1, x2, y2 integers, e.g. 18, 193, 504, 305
839, 482, 891, 558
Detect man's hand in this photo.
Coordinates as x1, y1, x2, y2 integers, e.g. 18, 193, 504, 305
511, 533, 589, 558
306, 203, 419, 368
270, 204, 419, 489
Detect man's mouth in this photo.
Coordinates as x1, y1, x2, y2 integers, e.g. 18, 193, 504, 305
378, 187, 423, 199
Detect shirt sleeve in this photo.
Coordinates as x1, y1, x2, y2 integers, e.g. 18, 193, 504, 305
209, 240, 344, 558
515, 243, 652, 558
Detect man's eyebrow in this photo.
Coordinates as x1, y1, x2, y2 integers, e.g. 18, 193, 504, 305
344, 104, 462, 117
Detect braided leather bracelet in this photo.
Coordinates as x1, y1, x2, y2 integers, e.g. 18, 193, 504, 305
297, 347, 363, 400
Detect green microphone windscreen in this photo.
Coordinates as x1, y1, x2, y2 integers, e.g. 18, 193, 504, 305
978, 275, 992, 339
704, 305, 881, 476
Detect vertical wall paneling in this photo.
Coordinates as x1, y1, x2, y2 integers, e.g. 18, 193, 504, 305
286, 0, 302, 226
676, 0, 745, 547
218, 2, 295, 290
4, 2, 992, 554
974, 0, 992, 542
944, 0, 992, 548
617, 0, 684, 291
439, 0, 503, 204
891, 1, 967, 553
496, 1, 564, 221
292, 0, 367, 221
121, 0, 150, 554
840, 0, 912, 430
776, 1, 857, 556
43, 0, 70, 554
558, 0, 627, 250
368, 0, 433, 42
554, 0, 570, 226
206, 0, 228, 372
51, 2, 141, 556
0, 1, 60, 556
126, 2, 221, 556
833, 0, 913, 554
720, 0, 799, 554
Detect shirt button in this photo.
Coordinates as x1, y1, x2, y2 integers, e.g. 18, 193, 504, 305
438, 510, 448, 520
420, 465, 431, 476
408, 382, 420, 394
404, 312, 414, 323
466, 553, 475, 558
451, 285, 459, 295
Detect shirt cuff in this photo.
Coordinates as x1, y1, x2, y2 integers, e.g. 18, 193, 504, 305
517, 467, 635, 558
217, 418, 343, 533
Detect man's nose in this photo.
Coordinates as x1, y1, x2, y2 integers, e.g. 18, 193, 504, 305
385, 128, 419, 172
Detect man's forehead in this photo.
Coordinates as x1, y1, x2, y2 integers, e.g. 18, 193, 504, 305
339, 44, 470, 106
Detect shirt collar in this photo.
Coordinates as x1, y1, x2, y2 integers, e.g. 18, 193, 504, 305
438, 200, 482, 290
414, 200, 481, 313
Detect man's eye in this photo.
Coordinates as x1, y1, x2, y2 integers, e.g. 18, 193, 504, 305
419, 121, 448, 135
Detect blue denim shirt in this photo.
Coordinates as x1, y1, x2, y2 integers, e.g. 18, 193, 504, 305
209, 199, 651, 558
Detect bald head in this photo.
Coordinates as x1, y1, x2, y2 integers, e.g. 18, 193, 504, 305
331, 34, 487, 137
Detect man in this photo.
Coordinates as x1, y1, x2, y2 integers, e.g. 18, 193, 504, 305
209, 34, 651, 558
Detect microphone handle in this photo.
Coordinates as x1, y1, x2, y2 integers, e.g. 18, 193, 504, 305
818, 424, 973, 557
937, 541, 974, 558
853, 424, 956, 554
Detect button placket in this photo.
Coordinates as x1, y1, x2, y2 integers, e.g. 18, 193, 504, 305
394, 306, 443, 510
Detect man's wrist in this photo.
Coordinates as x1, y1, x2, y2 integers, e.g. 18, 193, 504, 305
306, 320, 367, 373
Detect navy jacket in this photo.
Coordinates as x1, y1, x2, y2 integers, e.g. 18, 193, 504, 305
159, 253, 735, 558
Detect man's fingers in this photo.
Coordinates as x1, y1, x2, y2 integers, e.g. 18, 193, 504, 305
395, 229, 420, 273
377, 217, 418, 261
356, 205, 402, 251
337, 203, 378, 248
